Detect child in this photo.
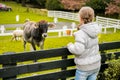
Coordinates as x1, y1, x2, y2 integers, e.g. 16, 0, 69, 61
67, 6, 101, 80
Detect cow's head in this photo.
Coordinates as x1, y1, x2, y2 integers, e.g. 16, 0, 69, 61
36, 20, 55, 38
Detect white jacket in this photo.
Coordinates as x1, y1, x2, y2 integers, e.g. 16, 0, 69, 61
67, 22, 102, 71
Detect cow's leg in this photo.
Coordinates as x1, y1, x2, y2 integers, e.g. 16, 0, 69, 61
11, 36, 17, 41
11, 36, 14, 41
31, 42, 37, 62
23, 40, 26, 51
40, 41, 44, 50
31, 42, 36, 50
14, 36, 17, 41
31, 42, 38, 62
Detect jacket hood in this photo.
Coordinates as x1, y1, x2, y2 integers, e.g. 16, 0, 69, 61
80, 22, 101, 38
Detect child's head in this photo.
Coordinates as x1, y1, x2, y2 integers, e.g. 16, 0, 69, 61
79, 6, 94, 24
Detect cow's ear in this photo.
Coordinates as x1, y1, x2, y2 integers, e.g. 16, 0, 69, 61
48, 23, 56, 28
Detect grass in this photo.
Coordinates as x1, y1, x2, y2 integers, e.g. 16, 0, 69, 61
0, 28, 120, 54
0, 35, 74, 54
0, 1, 75, 24
0, 1, 76, 54
99, 28, 120, 43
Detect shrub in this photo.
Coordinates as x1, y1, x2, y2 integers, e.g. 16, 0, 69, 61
103, 58, 120, 80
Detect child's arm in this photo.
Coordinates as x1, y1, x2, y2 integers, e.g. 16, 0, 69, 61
67, 42, 85, 55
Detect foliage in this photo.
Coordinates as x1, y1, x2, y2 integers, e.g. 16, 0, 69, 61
85, 0, 120, 18
105, 0, 120, 18
86, 0, 106, 10
103, 58, 120, 80
60, 0, 84, 11
46, 0, 63, 10
85, 0, 110, 15
36, 0, 46, 8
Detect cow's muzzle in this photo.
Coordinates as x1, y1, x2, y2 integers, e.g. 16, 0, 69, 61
42, 33, 47, 38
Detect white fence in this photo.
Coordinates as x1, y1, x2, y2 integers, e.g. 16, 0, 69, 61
96, 16, 120, 33
48, 11, 120, 33
0, 24, 76, 37
0, 28, 76, 37
1, 11, 120, 36
48, 10, 79, 21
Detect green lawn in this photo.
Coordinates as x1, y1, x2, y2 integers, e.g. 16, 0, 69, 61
0, 35, 74, 54
0, 1, 120, 54
0, 1, 76, 54
0, 28, 120, 54
99, 29, 120, 43
0, 1, 75, 24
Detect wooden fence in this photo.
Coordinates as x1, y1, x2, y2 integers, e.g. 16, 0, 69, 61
0, 41, 120, 80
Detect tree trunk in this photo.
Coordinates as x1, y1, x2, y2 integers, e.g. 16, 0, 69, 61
21, 0, 26, 7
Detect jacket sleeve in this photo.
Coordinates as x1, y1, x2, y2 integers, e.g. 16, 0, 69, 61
67, 42, 85, 55
67, 30, 86, 55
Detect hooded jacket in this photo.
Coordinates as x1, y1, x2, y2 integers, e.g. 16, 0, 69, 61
67, 22, 102, 71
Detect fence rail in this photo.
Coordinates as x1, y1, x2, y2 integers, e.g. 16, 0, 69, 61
0, 41, 120, 80
48, 10, 79, 21
48, 11, 120, 34
0, 22, 77, 37
96, 16, 120, 33
1, 11, 120, 36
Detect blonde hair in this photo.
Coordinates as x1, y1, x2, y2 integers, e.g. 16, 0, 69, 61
79, 6, 94, 24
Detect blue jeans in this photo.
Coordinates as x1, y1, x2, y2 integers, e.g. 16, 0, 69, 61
75, 68, 100, 80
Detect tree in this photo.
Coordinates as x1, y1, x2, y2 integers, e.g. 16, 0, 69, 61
46, 0, 63, 10
21, 0, 26, 7
85, 0, 108, 15
105, 0, 120, 15
16, 0, 21, 3
60, 0, 85, 11
36, 0, 46, 8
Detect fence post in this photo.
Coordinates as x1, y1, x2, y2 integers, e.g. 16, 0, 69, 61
71, 22, 76, 36
3, 52, 17, 80
0, 25, 5, 34
61, 54, 67, 80
63, 25, 67, 36
58, 31, 61, 37
54, 17, 58, 23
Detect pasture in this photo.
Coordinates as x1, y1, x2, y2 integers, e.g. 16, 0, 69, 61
0, 35, 74, 54
0, 1, 74, 24
0, 1, 75, 53
0, 28, 120, 54
0, 1, 120, 54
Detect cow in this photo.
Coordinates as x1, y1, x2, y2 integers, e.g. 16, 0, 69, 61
11, 29, 23, 41
23, 20, 55, 51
